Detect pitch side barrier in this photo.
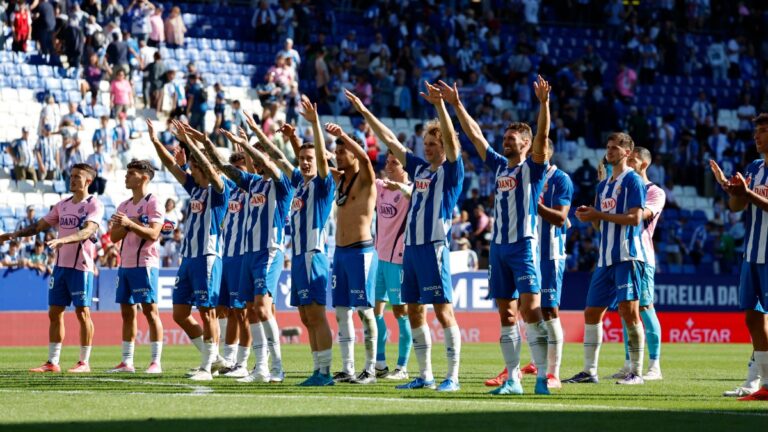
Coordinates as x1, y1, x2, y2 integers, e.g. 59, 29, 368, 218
0, 268, 749, 345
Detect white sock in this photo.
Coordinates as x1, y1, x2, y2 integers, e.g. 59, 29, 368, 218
499, 324, 522, 380
746, 352, 761, 388
544, 318, 563, 377
413, 325, 433, 382
336, 306, 355, 375
648, 358, 660, 371
190, 336, 205, 354
264, 317, 283, 371
312, 351, 320, 371
236, 345, 251, 368
121, 341, 135, 366
357, 307, 378, 373
80, 346, 92, 363
218, 318, 228, 345
48, 342, 62, 365
317, 349, 332, 375
583, 323, 603, 376
526, 321, 548, 379
754, 351, 768, 388
150, 341, 162, 364
626, 323, 645, 376
202, 342, 217, 372
224, 343, 238, 364
444, 325, 461, 382
250, 322, 268, 375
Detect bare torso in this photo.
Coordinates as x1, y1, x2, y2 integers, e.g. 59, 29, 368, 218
335, 170, 376, 247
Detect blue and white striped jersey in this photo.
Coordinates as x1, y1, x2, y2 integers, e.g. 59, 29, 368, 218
537, 165, 573, 261
35, 136, 57, 171
743, 159, 768, 264
485, 149, 548, 245
221, 179, 247, 258
404, 152, 464, 246
289, 169, 335, 255
234, 170, 293, 253
180, 174, 230, 258
595, 167, 646, 267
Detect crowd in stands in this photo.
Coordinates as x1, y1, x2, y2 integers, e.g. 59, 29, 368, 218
2, 0, 768, 276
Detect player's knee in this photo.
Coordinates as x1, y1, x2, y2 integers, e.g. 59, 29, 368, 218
48, 309, 64, 322
172, 310, 189, 325
75, 308, 90, 322
392, 305, 407, 318
542, 308, 559, 320
745, 311, 764, 329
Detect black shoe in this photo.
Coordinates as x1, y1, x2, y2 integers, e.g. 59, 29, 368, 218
350, 370, 377, 385
375, 367, 390, 378
562, 371, 599, 384
333, 371, 354, 383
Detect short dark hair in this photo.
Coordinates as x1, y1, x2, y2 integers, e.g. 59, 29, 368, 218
299, 143, 314, 152
633, 146, 652, 165
229, 152, 246, 165
754, 113, 768, 127
71, 163, 97, 179
504, 122, 533, 142
127, 159, 155, 180
606, 132, 634, 150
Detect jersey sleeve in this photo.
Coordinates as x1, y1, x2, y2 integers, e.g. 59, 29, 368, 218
86, 198, 105, 226
375, 178, 384, 194
483, 147, 507, 171
42, 202, 60, 228
210, 176, 231, 206
442, 156, 464, 189
315, 173, 336, 198
234, 169, 259, 191
644, 185, 666, 219
277, 171, 293, 195
625, 175, 646, 210
182, 173, 196, 195
147, 196, 164, 224
553, 172, 574, 207
405, 152, 428, 179
290, 168, 303, 188
527, 157, 549, 184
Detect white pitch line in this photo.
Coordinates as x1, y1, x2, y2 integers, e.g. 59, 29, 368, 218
92, 377, 213, 396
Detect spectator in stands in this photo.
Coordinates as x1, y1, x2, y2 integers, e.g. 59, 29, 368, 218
456, 237, 479, 271
162, 227, 182, 267
15, 206, 40, 244
86, 141, 109, 195
10, 2, 30, 53
691, 91, 714, 142
706, 38, 727, 82
275, 1, 296, 42
314, 46, 330, 106
110, 69, 134, 118
278, 37, 301, 69
82, 52, 109, 101
573, 159, 598, 206
32, 0, 55, 62
103, 0, 124, 26
185, 73, 208, 132
148, 5, 164, 47
638, 35, 659, 84
164, 5, 186, 49
106, 32, 130, 76
113, 112, 133, 161
9, 127, 36, 182
647, 154, 666, 185
615, 62, 638, 102
127, 0, 154, 42
368, 32, 391, 61
25, 240, 49, 275
285, 81, 301, 125
160, 69, 185, 118
144, 51, 163, 109
257, 71, 281, 106
35, 125, 57, 181
340, 29, 359, 63
736, 93, 757, 139
99, 220, 121, 268
251, 0, 276, 43
38, 95, 59, 136
1, 240, 24, 269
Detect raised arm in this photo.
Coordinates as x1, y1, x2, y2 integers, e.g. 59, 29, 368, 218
421, 81, 459, 163
177, 121, 225, 193
382, 179, 412, 200
189, 125, 247, 183
345, 88, 408, 165
278, 122, 302, 159
325, 122, 375, 185
437, 80, 490, 161
531, 75, 551, 164
299, 95, 329, 178
0, 219, 52, 244
147, 119, 187, 185
223, 128, 283, 180
244, 115, 295, 177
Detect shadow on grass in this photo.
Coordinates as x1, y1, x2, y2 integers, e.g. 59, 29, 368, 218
6, 411, 764, 432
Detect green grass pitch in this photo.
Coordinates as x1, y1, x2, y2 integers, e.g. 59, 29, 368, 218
0, 343, 765, 431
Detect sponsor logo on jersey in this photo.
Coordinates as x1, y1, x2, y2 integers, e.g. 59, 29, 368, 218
190, 200, 205, 214
379, 203, 397, 218
754, 185, 768, 199
415, 178, 431, 192
161, 220, 176, 234
228, 199, 243, 213
601, 198, 617, 211
250, 193, 267, 207
496, 176, 517, 192
60, 214, 81, 229
291, 197, 304, 212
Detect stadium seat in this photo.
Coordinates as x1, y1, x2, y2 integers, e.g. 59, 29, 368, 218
15, 180, 36, 193
43, 193, 61, 208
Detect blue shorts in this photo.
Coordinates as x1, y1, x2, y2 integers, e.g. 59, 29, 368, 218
540, 258, 565, 308
173, 255, 222, 308
402, 242, 452, 304
240, 248, 285, 302
375, 260, 404, 305
49, 266, 94, 307
220, 255, 245, 309
332, 245, 378, 308
115, 267, 159, 304
639, 264, 655, 308
291, 251, 329, 307
488, 239, 540, 300
586, 261, 643, 308
739, 261, 768, 313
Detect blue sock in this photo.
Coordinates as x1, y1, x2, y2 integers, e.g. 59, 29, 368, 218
375, 314, 387, 363
622, 319, 629, 361
641, 308, 662, 360
397, 315, 412, 368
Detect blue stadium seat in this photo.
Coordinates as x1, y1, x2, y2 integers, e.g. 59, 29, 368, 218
67, 91, 82, 103
62, 79, 77, 91
44, 78, 61, 90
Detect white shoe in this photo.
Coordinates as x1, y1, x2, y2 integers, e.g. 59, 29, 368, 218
188, 369, 213, 381
384, 368, 410, 380
723, 386, 759, 397
643, 367, 663, 381
237, 370, 271, 383
222, 365, 249, 378
269, 369, 285, 383
106, 362, 136, 373
185, 367, 203, 378
211, 358, 229, 376
611, 366, 631, 379
616, 373, 644, 385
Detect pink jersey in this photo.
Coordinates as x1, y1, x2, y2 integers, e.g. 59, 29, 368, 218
43, 195, 105, 273
642, 182, 666, 268
117, 194, 164, 268
375, 179, 411, 264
